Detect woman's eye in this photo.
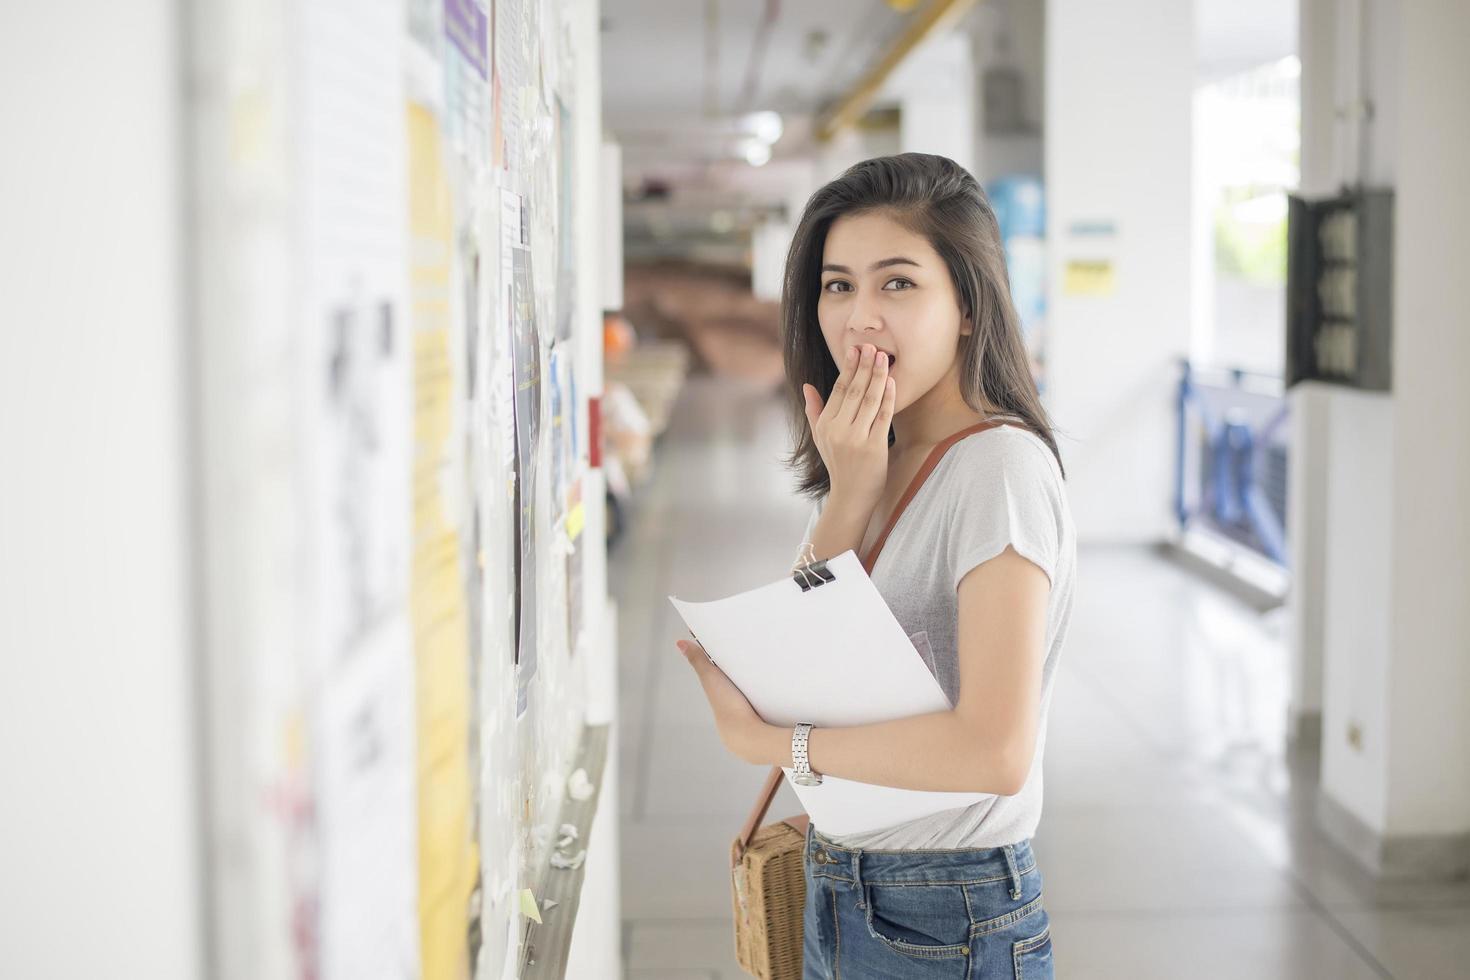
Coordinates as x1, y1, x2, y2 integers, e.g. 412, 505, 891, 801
822, 280, 852, 293
883, 278, 914, 291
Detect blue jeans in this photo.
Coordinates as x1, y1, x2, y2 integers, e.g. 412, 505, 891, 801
802, 822, 1053, 979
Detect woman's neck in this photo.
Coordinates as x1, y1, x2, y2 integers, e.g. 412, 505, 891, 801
889, 364, 997, 455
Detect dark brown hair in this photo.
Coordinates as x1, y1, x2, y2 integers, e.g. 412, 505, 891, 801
780, 152, 1064, 498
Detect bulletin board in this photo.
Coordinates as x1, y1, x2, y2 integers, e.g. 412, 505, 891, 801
188, 1, 597, 978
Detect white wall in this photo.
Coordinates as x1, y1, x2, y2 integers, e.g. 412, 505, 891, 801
889, 33, 976, 176
1298, 0, 1400, 837
1318, 391, 1394, 827
1382, 0, 1470, 840
568, 0, 621, 972
1044, 0, 1195, 543
0, 3, 202, 978
1300, 0, 1470, 871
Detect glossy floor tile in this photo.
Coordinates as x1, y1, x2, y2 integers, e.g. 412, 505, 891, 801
612, 374, 1467, 979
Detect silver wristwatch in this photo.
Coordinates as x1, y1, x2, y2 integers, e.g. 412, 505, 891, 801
791, 723, 823, 786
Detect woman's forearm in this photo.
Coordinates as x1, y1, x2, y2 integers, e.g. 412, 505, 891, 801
750, 711, 1030, 797
807, 492, 872, 563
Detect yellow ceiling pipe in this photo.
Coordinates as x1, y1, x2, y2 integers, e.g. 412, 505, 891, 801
816, 0, 981, 142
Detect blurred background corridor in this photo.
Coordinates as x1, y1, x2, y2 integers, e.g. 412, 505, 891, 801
4, 1, 1469, 978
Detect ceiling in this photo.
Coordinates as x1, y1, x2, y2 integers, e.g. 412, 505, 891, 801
601, 0, 1302, 263
600, 0, 920, 174
600, 0, 975, 263
1195, 0, 1298, 82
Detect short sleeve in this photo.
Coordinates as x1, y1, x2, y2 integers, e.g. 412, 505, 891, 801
944, 431, 1063, 593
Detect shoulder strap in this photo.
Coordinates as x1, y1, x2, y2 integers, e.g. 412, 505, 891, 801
732, 766, 787, 866
859, 418, 1018, 575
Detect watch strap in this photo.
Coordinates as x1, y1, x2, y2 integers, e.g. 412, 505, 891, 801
792, 722, 816, 779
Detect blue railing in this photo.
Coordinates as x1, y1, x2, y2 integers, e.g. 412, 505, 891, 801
1175, 360, 1290, 567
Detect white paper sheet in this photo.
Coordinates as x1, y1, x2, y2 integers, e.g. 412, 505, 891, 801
668, 550, 986, 836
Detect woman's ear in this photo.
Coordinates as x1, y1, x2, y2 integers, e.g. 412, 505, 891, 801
960, 313, 974, 337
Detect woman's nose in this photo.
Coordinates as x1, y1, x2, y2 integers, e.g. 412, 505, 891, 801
847, 296, 883, 332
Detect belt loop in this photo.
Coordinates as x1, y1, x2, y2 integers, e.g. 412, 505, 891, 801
851, 847, 866, 908
1001, 844, 1023, 900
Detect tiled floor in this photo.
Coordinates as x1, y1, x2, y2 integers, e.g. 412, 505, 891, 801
611, 374, 1470, 979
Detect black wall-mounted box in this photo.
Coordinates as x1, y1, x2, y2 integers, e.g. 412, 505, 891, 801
1286, 188, 1394, 392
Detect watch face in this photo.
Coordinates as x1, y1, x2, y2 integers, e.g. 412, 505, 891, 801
793, 772, 823, 787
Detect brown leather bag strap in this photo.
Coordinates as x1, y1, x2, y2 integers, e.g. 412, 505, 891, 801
732, 765, 788, 866
734, 418, 1023, 850
860, 418, 1018, 575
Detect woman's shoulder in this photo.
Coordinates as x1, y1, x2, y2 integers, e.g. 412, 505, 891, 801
948, 418, 1061, 478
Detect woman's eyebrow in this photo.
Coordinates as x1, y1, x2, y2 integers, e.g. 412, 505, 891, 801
820, 256, 921, 274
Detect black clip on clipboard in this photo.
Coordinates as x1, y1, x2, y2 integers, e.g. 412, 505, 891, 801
791, 542, 837, 593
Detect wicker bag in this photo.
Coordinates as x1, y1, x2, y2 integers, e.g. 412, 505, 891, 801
730, 765, 809, 979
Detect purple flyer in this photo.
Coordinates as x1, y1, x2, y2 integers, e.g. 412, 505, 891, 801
444, 0, 488, 79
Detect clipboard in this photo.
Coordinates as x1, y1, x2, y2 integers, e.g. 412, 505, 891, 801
668, 548, 988, 836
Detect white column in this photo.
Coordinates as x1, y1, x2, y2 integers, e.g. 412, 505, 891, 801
891, 32, 976, 176
1383, 0, 1470, 859
568, 2, 621, 971
1330, 0, 1470, 877
1285, 0, 1345, 745
815, 124, 901, 184
751, 218, 791, 302
1309, 0, 1470, 878
600, 141, 623, 313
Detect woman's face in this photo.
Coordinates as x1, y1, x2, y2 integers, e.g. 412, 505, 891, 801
816, 211, 969, 414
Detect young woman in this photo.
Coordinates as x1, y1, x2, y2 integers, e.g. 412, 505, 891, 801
676, 153, 1075, 978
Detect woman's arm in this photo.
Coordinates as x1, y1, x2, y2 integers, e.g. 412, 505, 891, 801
681, 544, 1051, 796
805, 491, 873, 563
747, 705, 1011, 793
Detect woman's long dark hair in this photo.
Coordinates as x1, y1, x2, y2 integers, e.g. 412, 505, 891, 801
780, 152, 1064, 498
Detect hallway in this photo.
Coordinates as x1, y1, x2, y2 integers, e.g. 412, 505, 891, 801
612, 374, 1470, 979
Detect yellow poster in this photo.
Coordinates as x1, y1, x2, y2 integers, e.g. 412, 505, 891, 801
407, 101, 479, 980
1062, 258, 1116, 296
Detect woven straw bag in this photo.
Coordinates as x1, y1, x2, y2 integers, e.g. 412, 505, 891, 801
730, 765, 809, 979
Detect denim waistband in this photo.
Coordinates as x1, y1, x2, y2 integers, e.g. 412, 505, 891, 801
805, 822, 1034, 898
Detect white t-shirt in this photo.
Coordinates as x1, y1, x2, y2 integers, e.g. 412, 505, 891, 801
795, 421, 1076, 849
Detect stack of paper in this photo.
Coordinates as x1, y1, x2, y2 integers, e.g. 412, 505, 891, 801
669, 550, 985, 836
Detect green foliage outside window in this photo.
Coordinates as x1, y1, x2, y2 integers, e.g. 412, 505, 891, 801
1214, 190, 1287, 285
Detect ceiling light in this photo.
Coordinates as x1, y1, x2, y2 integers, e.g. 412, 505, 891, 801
745, 110, 784, 145
743, 141, 772, 167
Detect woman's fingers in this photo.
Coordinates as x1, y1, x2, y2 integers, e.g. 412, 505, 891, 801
812, 343, 891, 445
823, 345, 858, 424
854, 350, 891, 434
841, 345, 877, 427
869, 370, 895, 442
